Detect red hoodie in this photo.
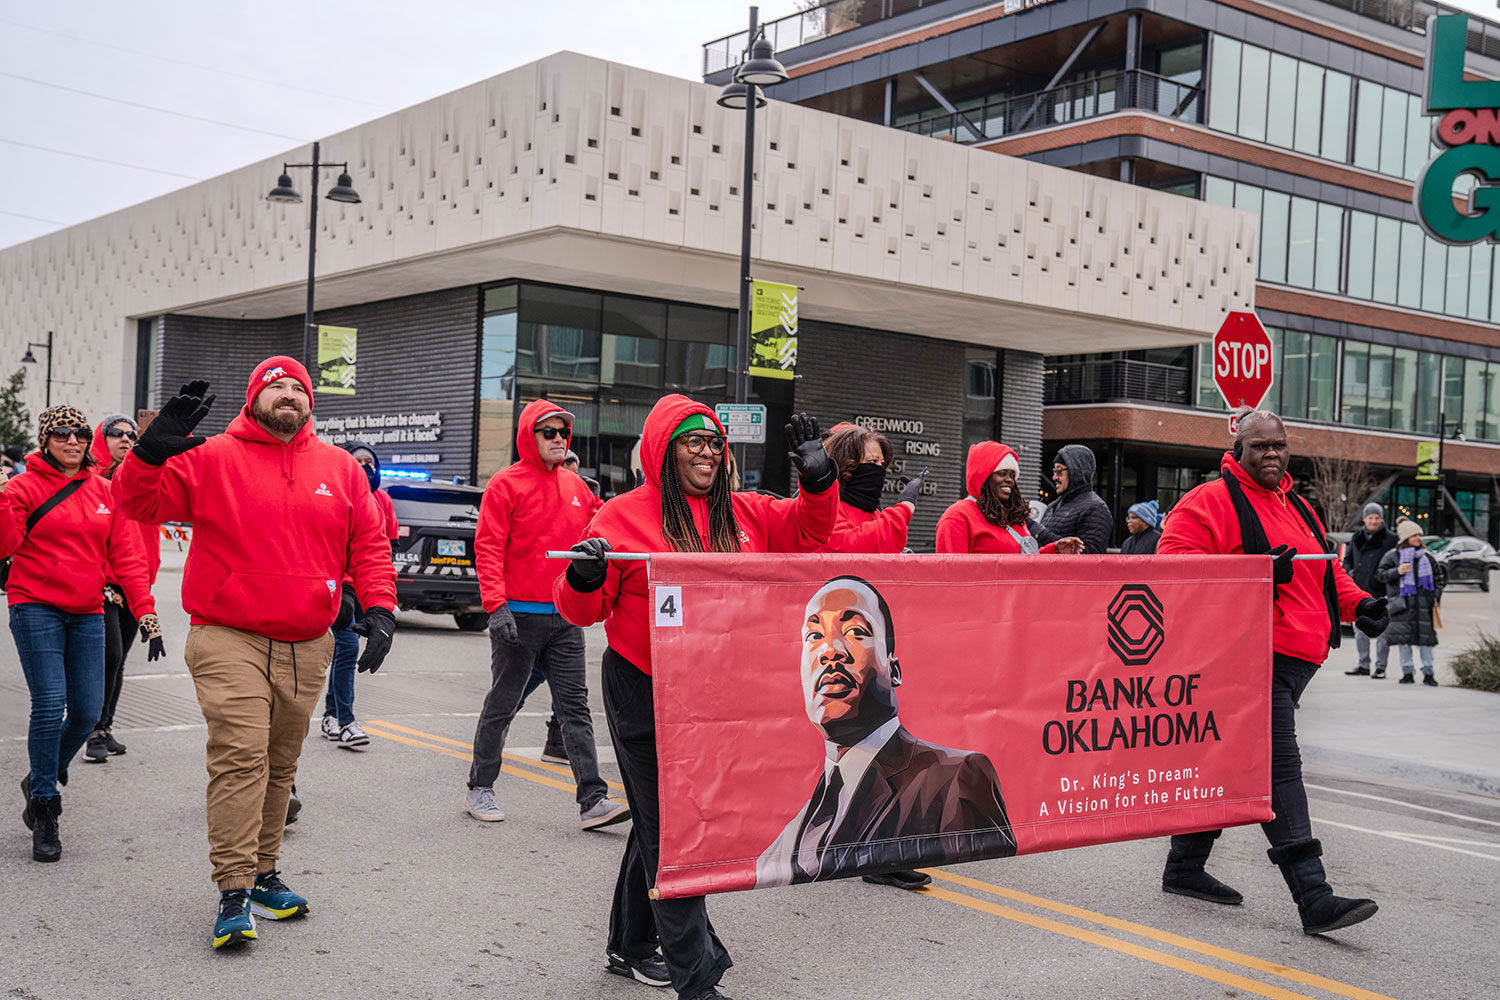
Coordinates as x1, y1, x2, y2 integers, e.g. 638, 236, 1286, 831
553, 394, 839, 674
113, 392, 396, 643
829, 501, 912, 554
1159, 453, 1368, 664
93, 421, 163, 588
936, 442, 1055, 554
0, 453, 155, 616
476, 398, 603, 612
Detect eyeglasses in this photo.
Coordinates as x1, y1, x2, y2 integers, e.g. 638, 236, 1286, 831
47, 428, 87, 443
105, 428, 138, 441
681, 434, 727, 455
536, 426, 570, 441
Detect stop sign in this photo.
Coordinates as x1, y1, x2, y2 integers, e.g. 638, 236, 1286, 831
1212, 311, 1274, 411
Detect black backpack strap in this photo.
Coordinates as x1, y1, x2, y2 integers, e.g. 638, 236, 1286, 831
24, 478, 88, 534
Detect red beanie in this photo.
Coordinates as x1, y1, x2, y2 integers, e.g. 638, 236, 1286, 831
247, 356, 314, 412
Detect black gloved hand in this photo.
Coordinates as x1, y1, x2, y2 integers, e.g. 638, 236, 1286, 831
353, 606, 396, 673
135, 380, 215, 466
1268, 544, 1298, 587
784, 413, 835, 494
138, 613, 166, 662
565, 538, 612, 592
1355, 596, 1390, 637
332, 583, 357, 632
489, 603, 520, 645
895, 467, 928, 508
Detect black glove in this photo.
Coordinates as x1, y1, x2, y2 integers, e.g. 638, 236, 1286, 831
353, 606, 396, 673
332, 583, 357, 632
489, 604, 520, 645
1268, 544, 1298, 587
785, 413, 835, 494
138, 613, 165, 662
135, 380, 215, 466
1355, 596, 1390, 637
565, 538, 612, 592
895, 467, 927, 507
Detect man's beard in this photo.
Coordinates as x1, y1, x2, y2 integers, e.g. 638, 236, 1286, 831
254, 398, 310, 435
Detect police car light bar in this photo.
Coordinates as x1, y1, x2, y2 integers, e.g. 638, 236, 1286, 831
383, 468, 430, 480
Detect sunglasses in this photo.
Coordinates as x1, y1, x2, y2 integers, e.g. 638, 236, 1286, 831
105, 428, 138, 441
47, 428, 88, 443
681, 433, 727, 455
536, 426, 570, 441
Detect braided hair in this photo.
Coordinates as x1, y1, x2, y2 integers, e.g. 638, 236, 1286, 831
977, 475, 1030, 528
660, 444, 742, 553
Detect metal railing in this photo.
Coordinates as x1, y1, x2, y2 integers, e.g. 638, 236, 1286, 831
1309, 0, 1500, 60
1044, 359, 1191, 406
897, 69, 1201, 143
704, 0, 957, 76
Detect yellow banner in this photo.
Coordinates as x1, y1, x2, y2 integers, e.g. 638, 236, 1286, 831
317, 325, 357, 396
748, 280, 798, 381
1415, 440, 1440, 481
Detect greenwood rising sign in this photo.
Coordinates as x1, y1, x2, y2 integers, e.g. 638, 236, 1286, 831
1416, 14, 1500, 244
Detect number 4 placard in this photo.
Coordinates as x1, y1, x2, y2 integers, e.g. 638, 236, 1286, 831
655, 586, 683, 627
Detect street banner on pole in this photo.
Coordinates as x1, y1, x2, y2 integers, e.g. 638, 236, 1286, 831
317, 325, 357, 396
1416, 440, 1440, 481
747, 279, 798, 380
648, 554, 1273, 899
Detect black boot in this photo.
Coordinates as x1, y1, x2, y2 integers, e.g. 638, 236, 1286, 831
1344, 666, 1370, 676
1267, 839, 1377, 934
31, 795, 61, 862
1162, 830, 1243, 904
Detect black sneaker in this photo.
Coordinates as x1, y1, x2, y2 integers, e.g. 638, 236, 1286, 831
606, 950, 671, 988
1370, 669, 1386, 679
862, 868, 932, 889
285, 785, 302, 825
31, 795, 61, 863
102, 730, 127, 755
85, 733, 110, 763
20, 774, 34, 830
1423, 674, 1439, 687
541, 718, 569, 764
1344, 666, 1370, 676
1399, 674, 1415, 684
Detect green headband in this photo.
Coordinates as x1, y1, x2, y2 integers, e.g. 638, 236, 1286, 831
670, 413, 719, 440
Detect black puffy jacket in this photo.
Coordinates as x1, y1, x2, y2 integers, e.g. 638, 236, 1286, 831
1343, 526, 1398, 594
1038, 444, 1114, 555
1377, 546, 1446, 647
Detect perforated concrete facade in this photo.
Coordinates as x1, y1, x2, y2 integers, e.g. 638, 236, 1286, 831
0, 51, 1256, 417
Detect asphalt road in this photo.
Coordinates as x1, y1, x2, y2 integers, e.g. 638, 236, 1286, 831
1, 561, 1497, 999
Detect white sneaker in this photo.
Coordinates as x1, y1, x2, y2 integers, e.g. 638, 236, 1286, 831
337, 721, 370, 751
320, 715, 339, 741
465, 787, 505, 822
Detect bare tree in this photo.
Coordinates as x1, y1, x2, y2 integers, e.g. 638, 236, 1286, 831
1304, 454, 1380, 532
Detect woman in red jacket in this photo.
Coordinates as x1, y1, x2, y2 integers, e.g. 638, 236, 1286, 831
554, 395, 838, 1000
0, 406, 157, 862
823, 423, 925, 554
937, 441, 1083, 554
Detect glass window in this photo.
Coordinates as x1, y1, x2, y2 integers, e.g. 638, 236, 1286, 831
1379, 87, 1407, 177
1373, 215, 1400, 305
1485, 363, 1500, 441
1422, 237, 1447, 314
1404, 92, 1429, 181
1293, 63, 1324, 155
479, 285, 520, 480
1469, 245, 1492, 322
1366, 344, 1394, 429
1281, 329, 1310, 419
1308, 335, 1338, 422
1465, 360, 1489, 439
1391, 347, 1418, 431
1342, 341, 1369, 425
1353, 80, 1382, 171
1204, 175, 1234, 207
1444, 356, 1466, 431
1198, 345, 1226, 409
1398, 223, 1424, 310
1322, 71, 1351, 161
1287, 197, 1317, 288
666, 303, 734, 396
1416, 352, 1442, 436
1260, 190, 1290, 284
600, 295, 665, 388
1446, 244, 1470, 318
1347, 212, 1375, 299
1267, 54, 1297, 149
1265, 327, 1283, 410
1315, 202, 1343, 293
1208, 36, 1242, 133
1238, 44, 1270, 143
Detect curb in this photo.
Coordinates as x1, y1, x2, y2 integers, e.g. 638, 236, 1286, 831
1302, 743, 1500, 799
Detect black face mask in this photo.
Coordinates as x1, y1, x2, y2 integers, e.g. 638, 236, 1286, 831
362, 463, 380, 493
842, 462, 887, 513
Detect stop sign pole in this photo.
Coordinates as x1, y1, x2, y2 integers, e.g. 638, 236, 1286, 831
1213, 311, 1274, 433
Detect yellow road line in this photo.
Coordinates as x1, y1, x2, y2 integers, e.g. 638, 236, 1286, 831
923, 869, 1398, 1000
362, 723, 582, 795
365, 719, 626, 792
919, 885, 1317, 1000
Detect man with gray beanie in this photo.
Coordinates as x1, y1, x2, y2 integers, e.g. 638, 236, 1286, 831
1120, 499, 1162, 555
1342, 502, 1398, 677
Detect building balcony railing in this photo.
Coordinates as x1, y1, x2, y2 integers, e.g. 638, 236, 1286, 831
895, 69, 1201, 144
1044, 359, 1191, 406
704, 0, 966, 76
1311, 0, 1500, 60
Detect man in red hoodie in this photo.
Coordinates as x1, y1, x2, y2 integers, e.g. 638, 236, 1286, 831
114, 359, 397, 951
465, 399, 624, 830
1156, 410, 1388, 936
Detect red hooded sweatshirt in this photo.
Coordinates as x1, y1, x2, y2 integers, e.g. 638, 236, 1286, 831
476, 398, 603, 612
0, 453, 155, 616
93, 421, 163, 588
829, 500, 912, 554
936, 442, 1055, 554
1159, 453, 1368, 664
553, 394, 840, 674
113, 356, 396, 642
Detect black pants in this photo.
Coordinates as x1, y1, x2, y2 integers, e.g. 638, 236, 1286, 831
603, 647, 730, 999
96, 594, 137, 732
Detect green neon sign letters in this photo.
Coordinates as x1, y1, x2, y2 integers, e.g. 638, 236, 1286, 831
1415, 14, 1500, 245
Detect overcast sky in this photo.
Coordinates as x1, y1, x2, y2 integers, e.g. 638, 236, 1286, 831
1, 0, 1496, 250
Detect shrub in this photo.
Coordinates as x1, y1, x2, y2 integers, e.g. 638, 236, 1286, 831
1450, 633, 1500, 693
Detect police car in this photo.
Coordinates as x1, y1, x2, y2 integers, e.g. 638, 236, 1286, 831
384, 476, 487, 630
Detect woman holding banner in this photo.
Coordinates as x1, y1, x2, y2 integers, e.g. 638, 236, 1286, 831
554, 395, 839, 1000
936, 441, 1083, 555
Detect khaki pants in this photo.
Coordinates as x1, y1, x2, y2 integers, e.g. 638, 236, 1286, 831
185, 624, 334, 890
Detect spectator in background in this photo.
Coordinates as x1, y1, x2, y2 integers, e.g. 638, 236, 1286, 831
1035, 445, 1112, 554
1343, 502, 1398, 679
1119, 500, 1162, 555
1377, 520, 1445, 687
5, 444, 27, 474
563, 449, 602, 498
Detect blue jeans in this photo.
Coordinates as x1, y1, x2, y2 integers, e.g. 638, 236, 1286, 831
324, 612, 361, 727
1397, 645, 1434, 676
11, 603, 105, 798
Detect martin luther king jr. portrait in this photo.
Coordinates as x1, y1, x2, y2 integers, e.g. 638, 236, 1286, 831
755, 576, 1017, 888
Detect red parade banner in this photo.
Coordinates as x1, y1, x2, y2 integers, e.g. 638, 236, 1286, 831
647, 554, 1273, 899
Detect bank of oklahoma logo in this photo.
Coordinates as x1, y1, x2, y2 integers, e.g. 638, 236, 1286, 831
1107, 585, 1164, 667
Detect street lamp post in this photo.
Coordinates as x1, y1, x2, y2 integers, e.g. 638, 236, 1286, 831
1431, 408, 1466, 535
19, 330, 54, 408
717, 6, 788, 471
266, 141, 362, 371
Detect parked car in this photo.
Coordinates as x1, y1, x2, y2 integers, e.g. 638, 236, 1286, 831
385, 478, 487, 630
1428, 535, 1500, 592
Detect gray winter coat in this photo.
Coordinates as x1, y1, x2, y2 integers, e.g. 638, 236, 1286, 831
1038, 444, 1114, 555
1377, 546, 1446, 647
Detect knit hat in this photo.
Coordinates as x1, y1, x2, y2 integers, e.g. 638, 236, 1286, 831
1362, 502, 1383, 520
246, 356, 314, 412
992, 451, 1020, 476
670, 413, 718, 441
37, 405, 93, 453
1397, 520, 1423, 543
100, 412, 136, 433
1128, 499, 1161, 528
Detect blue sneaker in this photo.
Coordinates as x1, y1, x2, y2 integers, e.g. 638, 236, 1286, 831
213, 889, 256, 950
250, 869, 309, 920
